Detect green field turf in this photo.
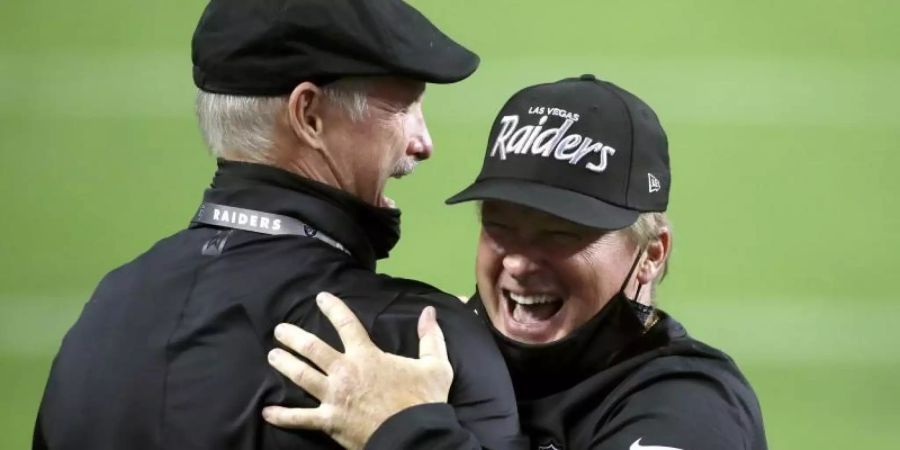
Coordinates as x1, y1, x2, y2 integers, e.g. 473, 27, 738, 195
2, 1, 898, 449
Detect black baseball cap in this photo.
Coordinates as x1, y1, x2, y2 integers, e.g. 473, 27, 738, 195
192, 0, 480, 95
447, 74, 670, 230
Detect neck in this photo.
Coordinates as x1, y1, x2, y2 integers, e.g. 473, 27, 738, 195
623, 278, 654, 306
264, 144, 378, 206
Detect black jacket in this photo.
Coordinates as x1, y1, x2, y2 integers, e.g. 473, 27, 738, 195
366, 294, 767, 450
33, 161, 522, 450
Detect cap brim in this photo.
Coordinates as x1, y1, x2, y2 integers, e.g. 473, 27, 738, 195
397, 49, 479, 84
446, 178, 639, 230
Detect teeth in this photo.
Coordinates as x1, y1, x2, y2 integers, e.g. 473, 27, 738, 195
380, 196, 397, 208
508, 292, 559, 305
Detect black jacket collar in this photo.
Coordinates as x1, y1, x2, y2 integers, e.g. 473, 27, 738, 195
196, 160, 401, 270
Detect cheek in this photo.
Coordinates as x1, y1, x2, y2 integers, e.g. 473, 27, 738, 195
475, 233, 505, 318
322, 127, 354, 154
564, 249, 621, 309
567, 265, 605, 301
475, 233, 503, 285
380, 121, 410, 164
388, 115, 411, 147
335, 122, 377, 161
362, 116, 404, 160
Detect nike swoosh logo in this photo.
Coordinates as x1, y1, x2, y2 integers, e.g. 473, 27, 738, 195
629, 438, 684, 450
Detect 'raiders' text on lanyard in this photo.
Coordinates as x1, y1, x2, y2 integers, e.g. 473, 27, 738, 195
192, 202, 350, 255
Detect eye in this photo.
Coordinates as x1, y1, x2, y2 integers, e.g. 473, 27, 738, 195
545, 230, 583, 245
394, 100, 417, 115
482, 220, 511, 232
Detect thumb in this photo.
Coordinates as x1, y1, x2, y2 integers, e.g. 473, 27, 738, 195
417, 306, 448, 363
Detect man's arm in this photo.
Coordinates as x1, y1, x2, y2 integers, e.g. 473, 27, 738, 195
364, 403, 509, 450
264, 293, 525, 450
367, 291, 524, 450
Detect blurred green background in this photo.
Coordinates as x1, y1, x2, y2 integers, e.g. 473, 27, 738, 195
1, 0, 898, 448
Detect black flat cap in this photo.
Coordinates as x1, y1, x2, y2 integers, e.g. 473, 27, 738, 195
192, 0, 480, 95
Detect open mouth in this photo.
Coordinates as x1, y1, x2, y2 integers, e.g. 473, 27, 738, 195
379, 195, 397, 208
503, 289, 564, 324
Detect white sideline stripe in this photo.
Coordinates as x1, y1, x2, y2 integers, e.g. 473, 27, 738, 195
1, 294, 898, 365
1, 53, 899, 128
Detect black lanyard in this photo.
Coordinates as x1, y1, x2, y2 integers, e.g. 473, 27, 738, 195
192, 202, 350, 255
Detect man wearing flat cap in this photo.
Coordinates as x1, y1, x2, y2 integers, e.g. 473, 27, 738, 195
32, 1, 523, 449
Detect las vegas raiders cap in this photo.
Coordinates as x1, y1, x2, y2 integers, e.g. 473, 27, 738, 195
447, 74, 670, 230
192, 0, 480, 95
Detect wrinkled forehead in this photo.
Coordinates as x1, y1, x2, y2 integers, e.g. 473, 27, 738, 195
360, 76, 426, 103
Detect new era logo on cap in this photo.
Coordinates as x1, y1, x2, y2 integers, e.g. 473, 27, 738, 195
648, 173, 661, 193
447, 74, 670, 230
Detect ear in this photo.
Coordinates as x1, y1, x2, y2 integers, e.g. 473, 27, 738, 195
287, 82, 326, 149
636, 226, 672, 285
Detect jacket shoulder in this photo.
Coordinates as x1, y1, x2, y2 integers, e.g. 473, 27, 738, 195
626, 335, 758, 404
597, 339, 767, 450
370, 275, 482, 328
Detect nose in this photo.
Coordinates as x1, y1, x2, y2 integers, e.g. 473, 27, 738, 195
502, 252, 541, 280
407, 104, 433, 161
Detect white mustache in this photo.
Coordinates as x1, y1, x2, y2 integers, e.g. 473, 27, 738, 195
391, 158, 418, 178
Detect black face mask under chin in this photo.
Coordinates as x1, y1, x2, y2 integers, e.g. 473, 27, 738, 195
620, 249, 657, 327
472, 247, 658, 399
578, 247, 657, 329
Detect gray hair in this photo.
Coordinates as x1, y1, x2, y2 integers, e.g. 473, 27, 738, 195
195, 79, 371, 162
622, 212, 672, 301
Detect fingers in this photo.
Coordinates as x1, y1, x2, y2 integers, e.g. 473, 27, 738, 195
316, 292, 374, 351
262, 406, 327, 430
268, 348, 328, 399
416, 306, 448, 362
274, 323, 342, 373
